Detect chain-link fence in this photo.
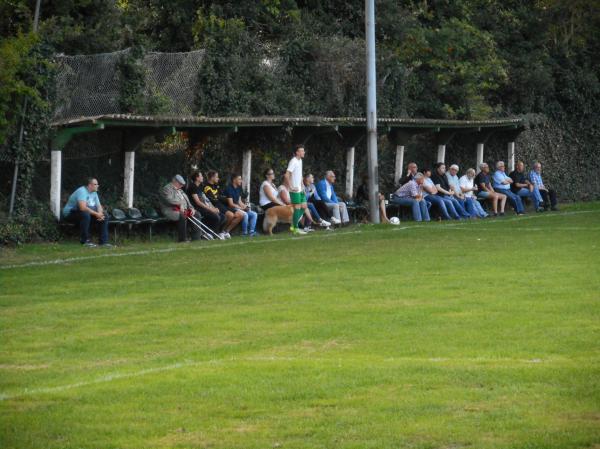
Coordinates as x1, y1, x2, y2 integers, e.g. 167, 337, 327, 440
53, 49, 205, 120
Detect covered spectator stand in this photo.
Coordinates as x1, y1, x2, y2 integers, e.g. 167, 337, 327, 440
49, 115, 524, 220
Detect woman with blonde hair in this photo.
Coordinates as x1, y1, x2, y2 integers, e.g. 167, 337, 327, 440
460, 168, 488, 218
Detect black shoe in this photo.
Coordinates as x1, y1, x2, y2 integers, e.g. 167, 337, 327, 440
99, 243, 114, 248
536, 208, 545, 213
551, 206, 559, 211
499, 212, 505, 217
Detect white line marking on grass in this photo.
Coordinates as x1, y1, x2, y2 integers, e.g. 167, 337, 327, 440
0, 354, 561, 401
1, 210, 597, 271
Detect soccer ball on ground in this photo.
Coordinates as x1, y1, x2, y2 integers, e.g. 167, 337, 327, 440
390, 216, 400, 225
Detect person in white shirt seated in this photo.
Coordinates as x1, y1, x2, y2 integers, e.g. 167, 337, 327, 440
259, 168, 285, 211
459, 168, 488, 218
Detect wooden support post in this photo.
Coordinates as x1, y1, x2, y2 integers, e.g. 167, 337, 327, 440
507, 141, 515, 172
50, 150, 62, 219
242, 149, 252, 202
345, 146, 355, 197
123, 151, 135, 209
437, 144, 446, 163
476, 143, 484, 172
394, 145, 405, 186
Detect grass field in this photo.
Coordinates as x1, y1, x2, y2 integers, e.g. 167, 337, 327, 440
1, 203, 599, 449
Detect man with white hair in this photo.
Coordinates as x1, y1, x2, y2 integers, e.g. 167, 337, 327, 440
316, 170, 349, 225
529, 162, 558, 211
446, 164, 475, 217
160, 174, 200, 242
492, 161, 525, 215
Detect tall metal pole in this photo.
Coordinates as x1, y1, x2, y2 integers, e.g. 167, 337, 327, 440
8, 0, 42, 217
365, 0, 380, 223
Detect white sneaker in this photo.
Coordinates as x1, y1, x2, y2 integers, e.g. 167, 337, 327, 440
330, 216, 341, 225
325, 226, 334, 231
319, 219, 331, 227
303, 227, 315, 233
293, 228, 308, 235
224, 232, 232, 239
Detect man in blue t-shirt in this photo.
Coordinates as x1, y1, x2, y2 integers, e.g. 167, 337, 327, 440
225, 174, 258, 236
63, 177, 111, 247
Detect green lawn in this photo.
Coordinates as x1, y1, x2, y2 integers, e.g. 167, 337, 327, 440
1, 203, 599, 449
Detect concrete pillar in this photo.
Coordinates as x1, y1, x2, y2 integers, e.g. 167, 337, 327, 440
345, 146, 355, 197
476, 143, 484, 173
507, 141, 515, 172
437, 144, 446, 163
242, 149, 252, 202
50, 150, 62, 219
394, 145, 405, 186
123, 151, 135, 209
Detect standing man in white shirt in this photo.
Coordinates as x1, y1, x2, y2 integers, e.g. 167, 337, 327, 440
284, 145, 308, 235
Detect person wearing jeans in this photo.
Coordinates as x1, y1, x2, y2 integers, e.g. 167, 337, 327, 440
529, 162, 559, 211
431, 163, 470, 219
422, 168, 456, 220
225, 174, 258, 236
391, 173, 430, 222
63, 177, 111, 247
459, 168, 488, 218
510, 161, 543, 212
493, 161, 525, 215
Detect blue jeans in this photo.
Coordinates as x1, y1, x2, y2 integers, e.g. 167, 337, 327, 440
306, 202, 321, 222
241, 209, 257, 234
392, 196, 430, 222
66, 206, 109, 244
425, 195, 452, 220
465, 197, 488, 218
516, 187, 540, 209
497, 189, 524, 213
447, 196, 471, 218
440, 196, 461, 219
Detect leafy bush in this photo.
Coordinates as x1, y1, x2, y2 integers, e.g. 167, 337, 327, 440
0, 202, 59, 245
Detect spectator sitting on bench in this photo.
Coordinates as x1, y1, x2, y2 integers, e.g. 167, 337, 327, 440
510, 161, 543, 212
355, 174, 390, 223
459, 168, 488, 218
391, 173, 430, 222
63, 177, 112, 247
474, 163, 506, 216
187, 171, 226, 237
159, 175, 200, 242
529, 162, 559, 211
259, 168, 285, 211
203, 170, 242, 239
422, 168, 458, 220
446, 164, 475, 218
304, 173, 332, 222
301, 174, 331, 228
399, 162, 418, 186
493, 161, 525, 215
431, 163, 470, 219
316, 170, 349, 225
225, 174, 258, 237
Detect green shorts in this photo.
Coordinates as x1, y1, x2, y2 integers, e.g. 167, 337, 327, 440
290, 191, 306, 205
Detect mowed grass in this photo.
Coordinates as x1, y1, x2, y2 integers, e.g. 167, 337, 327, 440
1, 203, 599, 449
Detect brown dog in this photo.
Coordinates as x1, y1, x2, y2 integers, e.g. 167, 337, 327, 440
263, 205, 294, 235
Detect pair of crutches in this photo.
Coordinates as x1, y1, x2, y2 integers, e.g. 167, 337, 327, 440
187, 213, 225, 240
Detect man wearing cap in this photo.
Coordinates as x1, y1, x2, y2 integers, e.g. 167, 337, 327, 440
159, 175, 200, 242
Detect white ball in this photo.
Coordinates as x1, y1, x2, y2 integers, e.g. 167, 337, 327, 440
390, 216, 400, 225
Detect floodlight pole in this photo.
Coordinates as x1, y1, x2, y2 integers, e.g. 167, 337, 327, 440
8, 0, 42, 217
365, 0, 380, 223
